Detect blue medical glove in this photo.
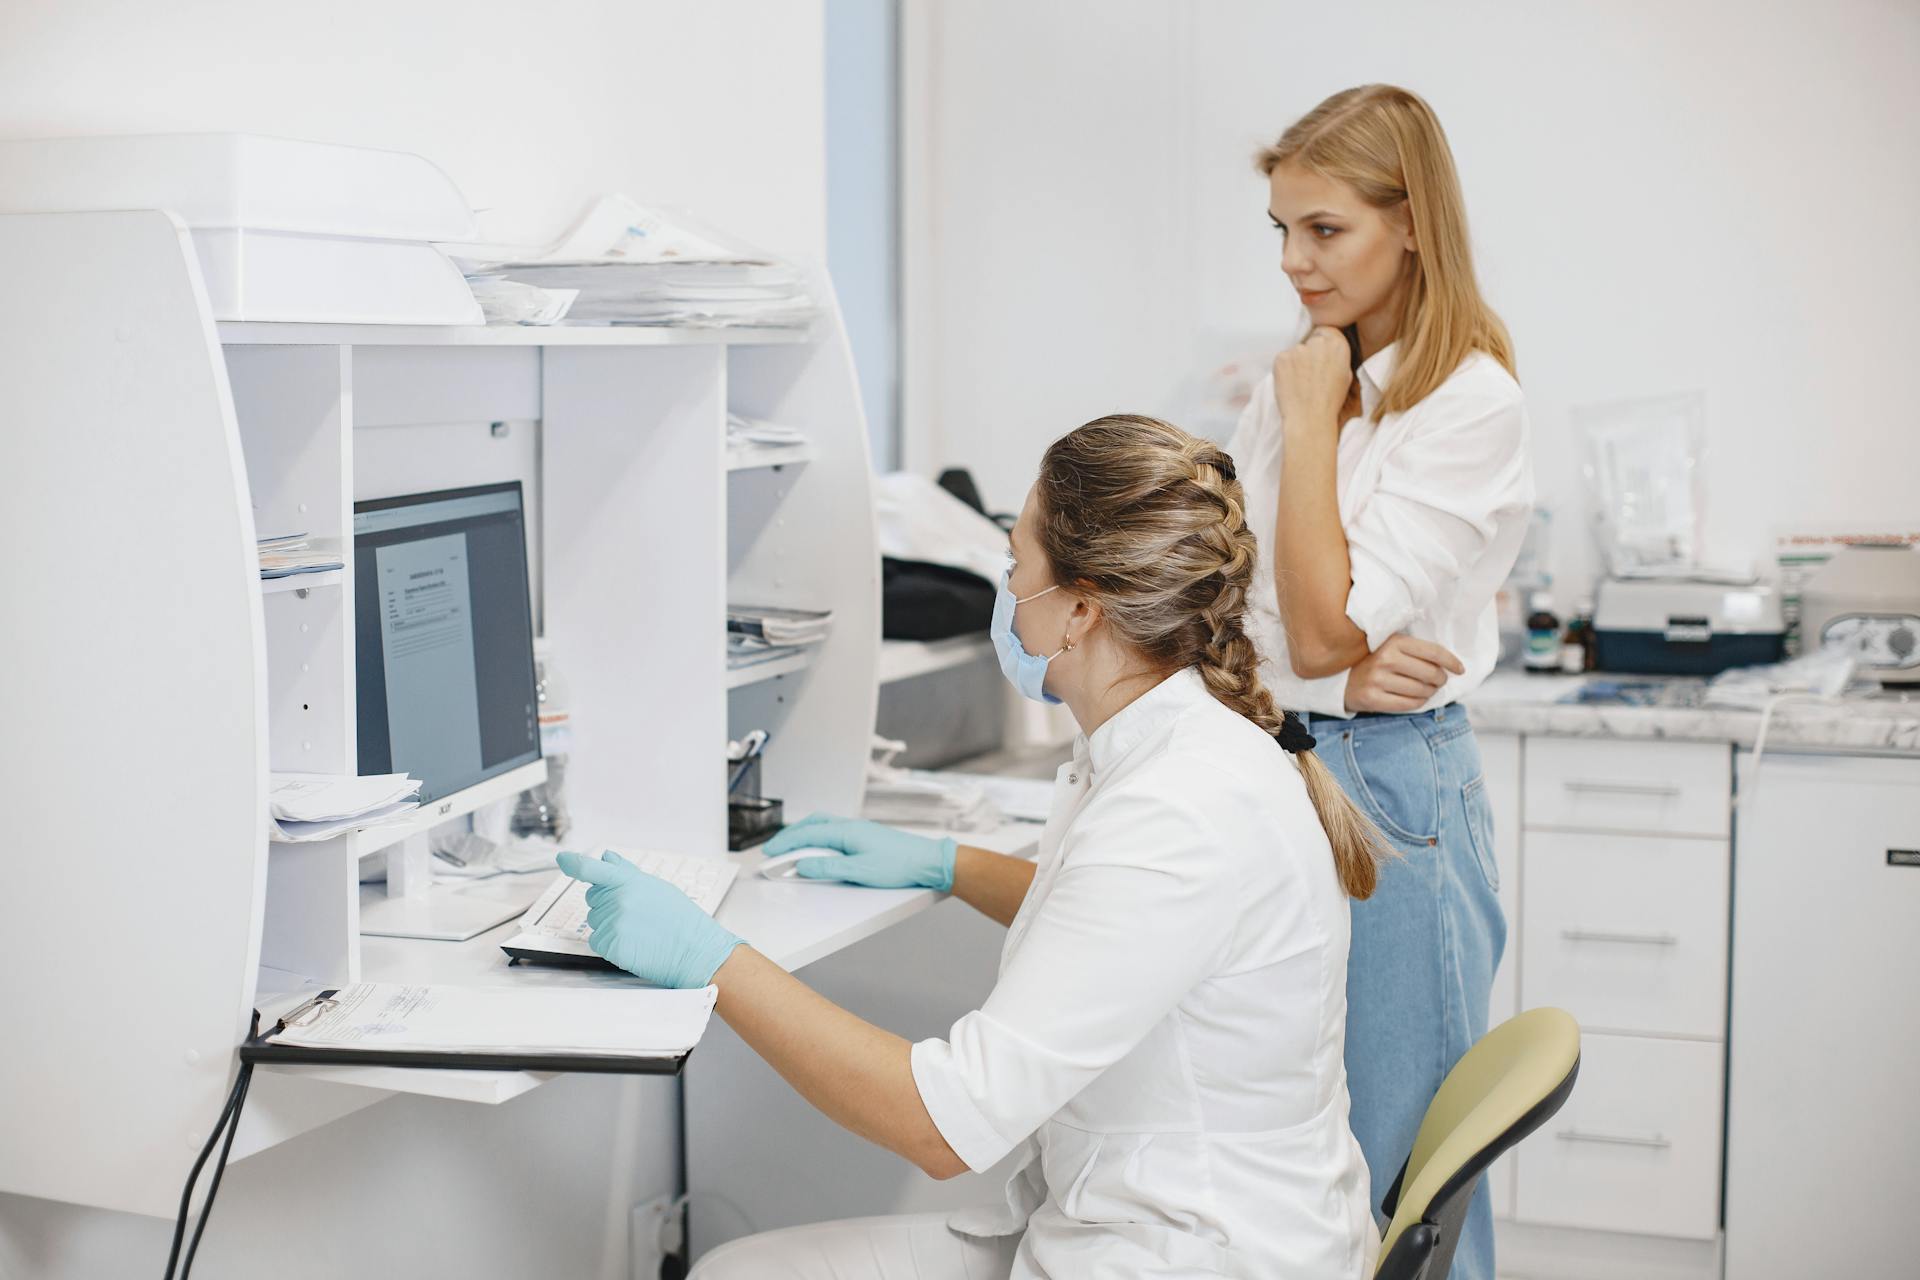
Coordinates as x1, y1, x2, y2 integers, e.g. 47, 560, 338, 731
763, 813, 957, 890
555, 850, 744, 988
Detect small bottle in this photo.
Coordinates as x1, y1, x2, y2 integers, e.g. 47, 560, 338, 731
1525, 591, 1562, 674
1572, 598, 1598, 672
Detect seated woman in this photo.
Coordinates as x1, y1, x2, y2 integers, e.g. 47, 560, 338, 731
559, 414, 1385, 1279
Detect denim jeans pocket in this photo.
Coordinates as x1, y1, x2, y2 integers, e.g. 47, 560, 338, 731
1461, 773, 1500, 893
1338, 721, 1439, 847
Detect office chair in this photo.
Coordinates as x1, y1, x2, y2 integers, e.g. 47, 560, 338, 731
1374, 1008, 1582, 1280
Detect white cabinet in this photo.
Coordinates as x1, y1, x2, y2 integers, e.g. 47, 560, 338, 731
1524, 737, 1731, 838
1509, 736, 1731, 1244
1725, 752, 1920, 1278
1515, 1033, 1724, 1240
1521, 831, 1729, 1038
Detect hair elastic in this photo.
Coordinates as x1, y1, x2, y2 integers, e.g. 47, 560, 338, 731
1274, 711, 1317, 755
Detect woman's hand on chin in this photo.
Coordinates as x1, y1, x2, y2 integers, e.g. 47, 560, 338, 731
1272, 326, 1353, 431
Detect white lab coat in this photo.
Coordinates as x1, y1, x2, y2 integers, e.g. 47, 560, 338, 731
1226, 341, 1533, 718
910, 668, 1378, 1278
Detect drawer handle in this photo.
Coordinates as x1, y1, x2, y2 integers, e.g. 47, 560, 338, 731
1557, 1128, 1672, 1151
1562, 780, 1683, 798
1560, 928, 1679, 946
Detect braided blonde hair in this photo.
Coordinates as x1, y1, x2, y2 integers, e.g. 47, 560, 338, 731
1034, 415, 1383, 899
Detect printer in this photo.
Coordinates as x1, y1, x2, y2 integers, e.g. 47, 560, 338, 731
1592, 577, 1786, 676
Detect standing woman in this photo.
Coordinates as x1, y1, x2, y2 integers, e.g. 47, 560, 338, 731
1226, 84, 1533, 1280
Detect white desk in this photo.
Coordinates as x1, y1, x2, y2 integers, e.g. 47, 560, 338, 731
266, 822, 1043, 1104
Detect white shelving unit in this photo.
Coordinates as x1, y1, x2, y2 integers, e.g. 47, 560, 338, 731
0, 209, 878, 1217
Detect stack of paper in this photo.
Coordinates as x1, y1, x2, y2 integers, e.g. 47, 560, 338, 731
258, 533, 344, 581
465, 274, 578, 326
269, 772, 420, 843
726, 412, 811, 468
727, 604, 834, 672
455, 196, 817, 330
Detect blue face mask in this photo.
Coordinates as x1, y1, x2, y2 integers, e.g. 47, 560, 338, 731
991, 571, 1069, 705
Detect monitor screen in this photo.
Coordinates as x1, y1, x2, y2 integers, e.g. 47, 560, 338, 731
353, 481, 540, 804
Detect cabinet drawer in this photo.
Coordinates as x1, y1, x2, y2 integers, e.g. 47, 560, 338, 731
1515, 1033, 1723, 1240
1524, 737, 1730, 837
1520, 830, 1729, 1038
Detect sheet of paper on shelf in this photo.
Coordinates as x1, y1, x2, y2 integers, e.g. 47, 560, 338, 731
725, 412, 811, 467
271, 772, 420, 823
268, 772, 421, 843
727, 603, 833, 647
268, 982, 717, 1059
726, 636, 812, 670
258, 533, 344, 580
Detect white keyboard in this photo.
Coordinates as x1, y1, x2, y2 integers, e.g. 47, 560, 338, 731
501, 847, 739, 967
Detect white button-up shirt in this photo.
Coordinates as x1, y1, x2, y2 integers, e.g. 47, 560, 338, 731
911, 668, 1377, 1278
1226, 342, 1533, 717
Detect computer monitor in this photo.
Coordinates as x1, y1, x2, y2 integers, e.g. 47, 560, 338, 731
352, 481, 547, 941
354, 481, 541, 803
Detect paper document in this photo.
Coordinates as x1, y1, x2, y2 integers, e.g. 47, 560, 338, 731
443, 197, 818, 329
268, 772, 421, 843
269, 982, 717, 1059
258, 534, 344, 580
727, 603, 833, 646
271, 772, 420, 823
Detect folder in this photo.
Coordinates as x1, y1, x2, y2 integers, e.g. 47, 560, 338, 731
241, 982, 716, 1075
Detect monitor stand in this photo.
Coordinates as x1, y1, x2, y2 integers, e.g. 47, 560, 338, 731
357, 832, 545, 942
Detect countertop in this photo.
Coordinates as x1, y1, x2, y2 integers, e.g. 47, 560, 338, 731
1465, 669, 1920, 755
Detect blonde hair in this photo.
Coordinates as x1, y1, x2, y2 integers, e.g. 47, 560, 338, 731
1256, 84, 1516, 419
1034, 415, 1383, 900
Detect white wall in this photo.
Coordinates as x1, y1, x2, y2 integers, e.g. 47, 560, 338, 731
905, 0, 1920, 597
0, 0, 825, 256
0, 3, 823, 1277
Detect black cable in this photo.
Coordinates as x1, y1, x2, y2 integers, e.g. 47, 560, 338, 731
164, 1013, 261, 1280
179, 1062, 253, 1279
162, 1063, 248, 1280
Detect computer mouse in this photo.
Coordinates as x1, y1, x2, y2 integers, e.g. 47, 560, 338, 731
757, 847, 845, 880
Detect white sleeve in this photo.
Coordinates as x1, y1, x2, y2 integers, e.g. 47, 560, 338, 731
1224, 373, 1272, 463
909, 790, 1238, 1172
1342, 381, 1530, 649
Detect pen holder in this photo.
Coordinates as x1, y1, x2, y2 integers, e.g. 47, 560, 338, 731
728, 796, 784, 851
725, 753, 782, 851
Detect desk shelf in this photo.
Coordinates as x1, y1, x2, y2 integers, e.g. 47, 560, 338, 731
260, 569, 342, 594
726, 442, 816, 472
725, 648, 816, 690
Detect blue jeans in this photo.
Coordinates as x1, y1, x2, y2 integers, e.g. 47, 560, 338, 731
1304, 705, 1505, 1280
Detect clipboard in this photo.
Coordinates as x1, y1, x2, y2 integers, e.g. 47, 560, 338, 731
239, 987, 700, 1076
